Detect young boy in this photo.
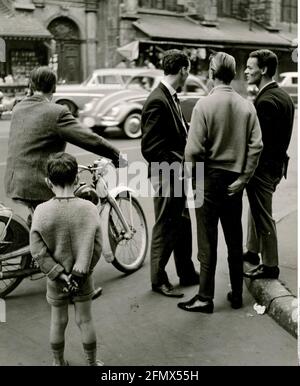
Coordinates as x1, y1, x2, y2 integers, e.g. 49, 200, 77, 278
30, 152, 103, 366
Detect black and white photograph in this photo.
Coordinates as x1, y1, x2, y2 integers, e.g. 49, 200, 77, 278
0, 0, 298, 373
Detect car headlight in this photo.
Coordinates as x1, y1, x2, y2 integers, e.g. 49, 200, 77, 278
99, 105, 120, 118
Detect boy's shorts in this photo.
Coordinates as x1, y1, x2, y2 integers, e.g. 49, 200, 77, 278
46, 275, 94, 307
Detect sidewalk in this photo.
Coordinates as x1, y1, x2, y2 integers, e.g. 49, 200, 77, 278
244, 209, 298, 338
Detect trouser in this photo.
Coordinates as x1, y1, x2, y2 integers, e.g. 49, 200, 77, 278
195, 168, 243, 301
150, 175, 195, 286
246, 167, 281, 267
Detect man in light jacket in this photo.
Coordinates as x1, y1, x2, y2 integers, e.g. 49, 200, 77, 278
178, 52, 263, 313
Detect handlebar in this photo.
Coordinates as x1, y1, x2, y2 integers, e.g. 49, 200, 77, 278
78, 157, 113, 174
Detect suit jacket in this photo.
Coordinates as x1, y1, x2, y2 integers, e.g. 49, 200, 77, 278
254, 82, 294, 177
5, 95, 120, 201
141, 82, 189, 176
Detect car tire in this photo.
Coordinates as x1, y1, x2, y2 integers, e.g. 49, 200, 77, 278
56, 100, 78, 117
122, 112, 142, 139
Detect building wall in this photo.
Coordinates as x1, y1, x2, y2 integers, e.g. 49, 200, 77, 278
32, 0, 88, 80
97, 0, 122, 68
6, 0, 296, 78
230, 0, 297, 28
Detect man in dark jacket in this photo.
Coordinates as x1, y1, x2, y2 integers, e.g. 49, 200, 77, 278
5, 66, 126, 299
141, 49, 198, 298
243, 49, 295, 279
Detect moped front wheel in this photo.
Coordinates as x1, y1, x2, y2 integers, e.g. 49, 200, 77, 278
0, 214, 31, 298
108, 196, 148, 273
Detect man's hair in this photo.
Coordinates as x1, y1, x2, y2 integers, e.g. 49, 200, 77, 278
249, 49, 278, 77
29, 66, 57, 94
47, 152, 78, 187
210, 52, 236, 84
162, 49, 190, 75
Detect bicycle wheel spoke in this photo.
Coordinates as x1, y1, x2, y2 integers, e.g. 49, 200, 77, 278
0, 215, 31, 297
109, 196, 148, 271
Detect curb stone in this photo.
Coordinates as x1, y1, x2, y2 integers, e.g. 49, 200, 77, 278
244, 262, 298, 338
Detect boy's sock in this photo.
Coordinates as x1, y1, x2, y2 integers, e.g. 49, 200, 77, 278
51, 341, 67, 366
83, 342, 104, 366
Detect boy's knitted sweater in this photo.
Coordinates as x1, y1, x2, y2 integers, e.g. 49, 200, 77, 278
30, 197, 102, 281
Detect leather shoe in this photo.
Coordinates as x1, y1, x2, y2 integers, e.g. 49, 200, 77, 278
179, 272, 199, 286
177, 295, 214, 313
92, 286, 103, 300
243, 251, 260, 265
243, 264, 279, 280
227, 291, 243, 309
152, 283, 184, 298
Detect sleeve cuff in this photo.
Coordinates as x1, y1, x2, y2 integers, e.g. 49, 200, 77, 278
47, 264, 65, 281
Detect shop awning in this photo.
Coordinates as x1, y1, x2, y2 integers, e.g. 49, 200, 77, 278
133, 14, 295, 50
0, 13, 52, 39
117, 40, 139, 61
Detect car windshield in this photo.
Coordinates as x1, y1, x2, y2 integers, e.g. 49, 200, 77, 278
81, 74, 93, 86
126, 75, 156, 91
126, 74, 208, 94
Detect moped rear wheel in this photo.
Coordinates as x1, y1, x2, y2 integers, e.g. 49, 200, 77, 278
108, 196, 148, 273
0, 215, 31, 298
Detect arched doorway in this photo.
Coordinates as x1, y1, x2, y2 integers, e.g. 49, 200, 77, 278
48, 17, 81, 84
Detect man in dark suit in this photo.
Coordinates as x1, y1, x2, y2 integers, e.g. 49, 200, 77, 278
141, 49, 199, 298
5, 66, 126, 299
243, 49, 295, 279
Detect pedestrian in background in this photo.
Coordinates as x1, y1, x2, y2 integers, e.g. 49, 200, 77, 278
30, 153, 103, 366
4, 66, 126, 299
178, 52, 262, 313
243, 49, 295, 279
141, 49, 199, 298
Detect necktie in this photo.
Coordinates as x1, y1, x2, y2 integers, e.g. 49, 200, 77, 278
174, 93, 187, 134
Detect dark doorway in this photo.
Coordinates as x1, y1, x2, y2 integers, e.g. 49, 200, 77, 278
48, 17, 81, 83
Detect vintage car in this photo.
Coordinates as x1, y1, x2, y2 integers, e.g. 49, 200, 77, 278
279, 72, 298, 105
52, 68, 144, 116
79, 69, 208, 139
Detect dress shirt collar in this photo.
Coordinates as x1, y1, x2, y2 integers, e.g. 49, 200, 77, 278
160, 78, 177, 97
256, 80, 277, 98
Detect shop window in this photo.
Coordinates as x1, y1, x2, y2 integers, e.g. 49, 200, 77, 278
10, 50, 40, 83
281, 0, 297, 23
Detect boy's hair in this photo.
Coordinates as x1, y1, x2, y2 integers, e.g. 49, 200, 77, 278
47, 152, 78, 187
209, 52, 236, 84
29, 66, 57, 94
162, 49, 190, 75
249, 49, 278, 77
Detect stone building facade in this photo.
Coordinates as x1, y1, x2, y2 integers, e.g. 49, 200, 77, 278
0, 0, 298, 86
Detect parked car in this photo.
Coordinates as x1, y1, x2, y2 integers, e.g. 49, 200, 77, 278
52, 68, 144, 116
279, 72, 298, 105
79, 69, 208, 139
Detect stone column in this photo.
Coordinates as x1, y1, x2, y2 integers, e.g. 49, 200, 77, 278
85, 0, 98, 75
265, 0, 280, 28
205, 0, 218, 22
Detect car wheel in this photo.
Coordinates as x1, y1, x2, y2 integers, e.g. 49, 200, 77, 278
123, 112, 142, 139
56, 100, 78, 117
